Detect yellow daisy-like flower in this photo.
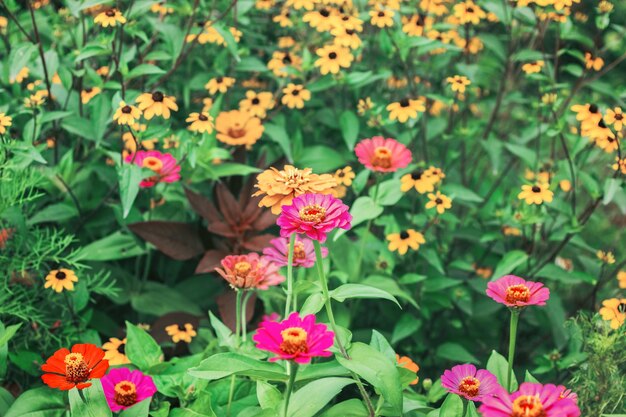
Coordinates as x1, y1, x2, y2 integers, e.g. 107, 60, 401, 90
425, 191, 452, 214
613, 157, 626, 175
314, 44, 353, 75
424, 166, 445, 183
598, 298, 625, 330
400, 170, 436, 194
596, 250, 615, 265
446, 75, 471, 93
453, 1, 486, 24
267, 51, 302, 77
81, 87, 101, 104
559, 179, 571, 192
273, 8, 294, 28
281, 84, 311, 109
165, 323, 197, 343
369, 8, 394, 28
186, 112, 214, 134
205, 76, 236, 95
303, 7, 339, 32
239, 91, 275, 118
215, 110, 264, 148
278, 36, 296, 49
113, 101, 142, 125
517, 183, 553, 205
10, 66, 29, 84
102, 337, 131, 365
502, 225, 522, 236
135, 91, 178, 120
24, 91, 47, 108
617, 270, 626, 289
0, 113, 12, 135
334, 166, 355, 186
285, 0, 315, 10
584, 52, 604, 71
387, 229, 426, 255
522, 60, 544, 74
202, 97, 214, 112
330, 27, 362, 50
96, 66, 109, 77
401, 14, 433, 37
386, 98, 426, 123
94, 8, 126, 27
357, 97, 373, 115
44, 268, 78, 293
604, 107, 624, 131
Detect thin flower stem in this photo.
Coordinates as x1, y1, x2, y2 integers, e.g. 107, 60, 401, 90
241, 291, 253, 342
227, 374, 236, 417
284, 233, 296, 318
282, 361, 298, 417
507, 310, 520, 392
77, 387, 88, 403
235, 290, 243, 344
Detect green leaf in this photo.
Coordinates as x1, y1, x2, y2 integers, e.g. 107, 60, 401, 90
524, 370, 539, 383
300, 292, 325, 315
208, 163, 261, 179
9, 44, 36, 82
264, 123, 293, 162
119, 399, 151, 417
296, 145, 345, 172
125, 321, 163, 370
336, 343, 403, 414
287, 377, 355, 417
5, 387, 65, 417
213, 23, 240, 62
602, 178, 622, 205
465, 400, 480, 417
330, 284, 400, 308
0, 324, 21, 348
209, 311, 236, 347
257, 381, 282, 411
119, 163, 142, 219
0, 387, 14, 416
189, 353, 286, 381
131, 282, 202, 316
486, 350, 518, 391
492, 250, 528, 280
435, 343, 479, 364
319, 399, 367, 417
442, 183, 483, 203
370, 179, 403, 206
69, 381, 112, 417
339, 111, 359, 150
439, 394, 463, 416
77, 232, 145, 261
127, 64, 166, 80
346, 196, 383, 230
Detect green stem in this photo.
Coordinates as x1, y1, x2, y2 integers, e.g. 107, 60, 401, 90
77, 387, 88, 403
355, 176, 381, 277
227, 374, 236, 416
507, 310, 520, 392
283, 362, 298, 417
241, 291, 253, 342
235, 290, 243, 344
284, 233, 296, 318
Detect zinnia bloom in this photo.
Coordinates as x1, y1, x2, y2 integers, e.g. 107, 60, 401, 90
253, 165, 337, 214
387, 229, 425, 255
215, 253, 284, 290
113, 101, 142, 125
102, 337, 130, 366
101, 368, 157, 412
479, 382, 580, 417
125, 150, 181, 188
135, 91, 178, 120
518, 183, 553, 205
263, 236, 328, 268
165, 323, 197, 343
598, 298, 626, 329
486, 275, 550, 308
276, 193, 352, 242
354, 136, 412, 173
396, 354, 419, 385
441, 364, 500, 401
44, 268, 78, 292
253, 312, 334, 363
94, 8, 126, 27
215, 110, 264, 148
41, 344, 109, 390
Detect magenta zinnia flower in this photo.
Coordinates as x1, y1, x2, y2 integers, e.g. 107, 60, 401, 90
252, 312, 334, 364
263, 236, 329, 268
479, 382, 580, 417
125, 150, 181, 188
101, 368, 157, 412
486, 275, 550, 308
276, 193, 351, 243
441, 364, 501, 401
215, 253, 284, 290
354, 136, 412, 173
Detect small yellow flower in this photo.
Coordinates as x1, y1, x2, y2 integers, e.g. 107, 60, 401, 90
446, 75, 471, 93
81, 87, 101, 104
10, 66, 29, 84
386, 98, 425, 123
0, 113, 13, 135
333, 166, 355, 186
113, 101, 142, 125
94, 8, 126, 27
604, 107, 624, 131
522, 60, 544, 74
44, 269, 78, 293
135, 91, 178, 120
559, 179, 571, 192
357, 97, 373, 115
165, 323, 197, 343
400, 170, 436, 194
186, 112, 214, 134
387, 229, 426, 255
314, 44, 353, 75
596, 250, 615, 265
517, 183, 553, 205
425, 191, 452, 214
584, 52, 604, 71
502, 225, 522, 236
369, 8, 394, 28
453, 1, 486, 24
205, 76, 236, 95
617, 270, 626, 289
239, 90, 275, 118
281, 84, 311, 109
102, 338, 131, 365
598, 298, 625, 330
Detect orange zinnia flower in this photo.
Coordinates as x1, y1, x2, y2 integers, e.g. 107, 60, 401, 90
41, 343, 109, 390
396, 354, 420, 385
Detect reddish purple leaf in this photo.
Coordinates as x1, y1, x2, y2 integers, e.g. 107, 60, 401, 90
128, 221, 204, 260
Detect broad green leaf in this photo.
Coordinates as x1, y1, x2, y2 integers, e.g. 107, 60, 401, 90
119, 163, 142, 219
69, 381, 112, 417
0, 387, 14, 416
330, 284, 400, 308
264, 123, 293, 162
300, 292, 325, 315
370, 179, 403, 206
435, 343, 479, 364
442, 183, 483, 203
189, 353, 286, 381
602, 178, 622, 205
119, 399, 151, 417
287, 377, 355, 417
208, 163, 261, 179
213, 23, 240, 62
486, 350, 518, 391
131, 282, 202, 316
209, 311, 236, 347
77, 232, 145, 261
465, 400, 480, 417
257, 381, 282, 411
492, 250, 528, 280
0, 324, 21, 348
339, 111, 359, 150
126, 64, 165, 80
319, 399, 367, 417
5, 387, 65, 417
125, 321, 163, 371
439, 394, 463, 416
9, 44, 36, 82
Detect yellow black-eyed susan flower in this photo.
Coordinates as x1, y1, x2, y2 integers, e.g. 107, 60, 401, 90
387, 229, 426, 255
387, 98, 426, 123
425, 191, 452, 214
517, 183, 553, 205
599, 298, 625, 329
186, 112, 214, 133
135, 91, 178, 120
358, 97, 373, 115
303, 7, 339, 32
273, 8, 294, 28
584, 52, 604, 71
0, 113, 12, 135
205, 76, 236, 95
522, 60, 544, 74
369, 8, 394, 28
81, 87, 101, 104
315, 44, 353, 75
281, 84, 311, 109
453, 1, 486, 25
165, 323, 197, 343
604, 107, 624, 131
400, 170, 436, 194
239, 91, 275, 118
113, 101, 142, 125
334, 166, 355, 186
596, 250, 615, 264
94, 8, 126, 27
401, 14, 432, 37
44, 268, 78, 293
102, 337, 131, 365
446, 75, 471, 93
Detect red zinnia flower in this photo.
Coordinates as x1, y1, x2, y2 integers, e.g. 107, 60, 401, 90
41, 343, 109, 390
486, 275, 550, 308
354, 136, 412, 172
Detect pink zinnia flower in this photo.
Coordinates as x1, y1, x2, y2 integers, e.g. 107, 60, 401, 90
441, 364, 501, 401
276, 193, 351, 243
354, 136, 412, 173
215, 253, 284, 290
479, 382, 580, 417
252, 312, 334, 364
486, 275, 550, 308
125, 150, 181, 188
262, 236, 329, 268
101, 368, 157, 412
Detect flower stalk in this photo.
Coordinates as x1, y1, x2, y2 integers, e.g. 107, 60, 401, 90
284, 233, 296, 318
507, 309, 520, 392
282, 361, 298, 417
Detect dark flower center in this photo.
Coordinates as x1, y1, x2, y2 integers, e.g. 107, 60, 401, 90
466, 6, 475, 12
400, 231, 410, 239
320, 8, 330, 17
346, 29, 355, 35
198, 114, 208, 121
85, 88, 93, 93
411, 170, 423, 180
329, 52, 337, 59
216, 76, 223, 83
532, 186, 541, 193
400, 98, 410, 107
618, 303, 626, 313
122, 105, 132, 114
152, 91, 164, 102
55, 271, 67, 280
598, 119, 607, 128
435, 198, 443, 204
589, 104, 598, 113
178, 324, 187, 331
105, 9, 116, 16
291, 89, 300, 96
251, 97, 260, 105
615, 114, 624, 120
117, 343, 126, 354
378, 11, 385, 17
282, 54, 292, 64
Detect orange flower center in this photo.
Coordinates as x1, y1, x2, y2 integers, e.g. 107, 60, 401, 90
114, 380, 137, 406
299, 204, 326, 223
372, 146, 392, 168
458, 376, 480, 398
64, 353, 89, 383
142, 156, 163, 172
512, 395, 546, 417
234, 261, 252, 277
280, 327, 308, 355
228, 122, 247, 139
506, 284, 530, 304
293, 242, 306, 260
